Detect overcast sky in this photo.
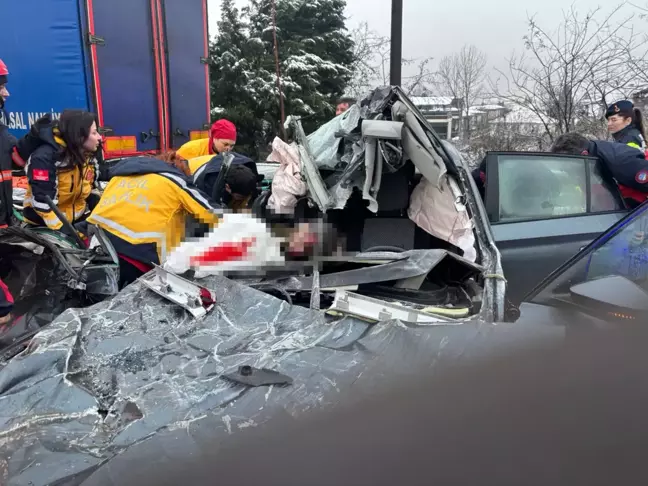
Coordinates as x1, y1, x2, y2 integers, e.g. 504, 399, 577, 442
207, 0, 647, 77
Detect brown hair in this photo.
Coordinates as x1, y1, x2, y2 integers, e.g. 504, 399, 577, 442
633, 107, 647, 143
155, 151, 190, 176
57, 109, 98, 167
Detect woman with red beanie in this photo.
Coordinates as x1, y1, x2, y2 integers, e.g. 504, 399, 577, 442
176, 119, 237, 163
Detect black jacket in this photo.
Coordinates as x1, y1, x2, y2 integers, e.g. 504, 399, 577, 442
471, 159, 486, 199
0, 122, 16, 227
193, 152, 257, 201
589, 140, 648, 193
612, 125, 646, 150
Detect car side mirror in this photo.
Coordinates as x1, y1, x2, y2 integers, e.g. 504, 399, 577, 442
570, 276, 648, 319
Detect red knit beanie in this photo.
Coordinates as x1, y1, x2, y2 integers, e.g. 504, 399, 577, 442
209, 119, 237, 154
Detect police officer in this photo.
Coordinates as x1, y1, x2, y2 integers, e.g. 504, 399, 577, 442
606, 100, 647, 151
551, 133, 648, 208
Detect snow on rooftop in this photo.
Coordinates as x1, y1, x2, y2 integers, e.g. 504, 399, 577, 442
493, 105, 547, 125
411, 96, 454, 107
477, 104, 506, 111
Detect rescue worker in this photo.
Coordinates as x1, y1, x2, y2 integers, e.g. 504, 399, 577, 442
551, 133, 648, 208
193, 153, 258, 211
606, 100, 647, 151
0, 277, 13, 326
0, 58, 16, 228
336, 97, 356, 116
176, 119, 237, 163
20, 110, 101, 234
86, 151, 221, 288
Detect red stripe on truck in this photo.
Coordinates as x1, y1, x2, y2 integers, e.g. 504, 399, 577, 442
202, 0, 210, 123
86, 0, 105, 127
150, 0, 167, 151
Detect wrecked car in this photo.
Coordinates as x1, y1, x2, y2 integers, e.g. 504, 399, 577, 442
253, 86, 507, 321
2, 86, 648, 484
4, 200, 648, 484
0, 225, 119, 361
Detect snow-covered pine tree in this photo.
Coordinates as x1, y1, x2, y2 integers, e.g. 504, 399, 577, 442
279, 0, 353, 127
210, 0, 248, 108
247, 0, 354, 135
209, 0, 264, 156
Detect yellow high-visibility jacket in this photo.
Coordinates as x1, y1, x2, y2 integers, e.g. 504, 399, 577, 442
23, 127, 97, 229
88, 157, 220, 265
176, 138, 211, 161
188, 154, 213, 175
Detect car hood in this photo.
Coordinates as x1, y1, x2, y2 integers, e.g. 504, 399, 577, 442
0, 274, 559, 485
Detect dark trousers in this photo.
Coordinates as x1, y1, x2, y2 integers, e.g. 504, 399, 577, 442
119, 258, 147, 289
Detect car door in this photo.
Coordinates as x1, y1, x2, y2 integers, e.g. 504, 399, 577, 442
483, 152, 628, 304
518, 201, 648, 328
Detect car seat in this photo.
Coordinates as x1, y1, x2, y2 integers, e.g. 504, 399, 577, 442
361, 164, 417, 251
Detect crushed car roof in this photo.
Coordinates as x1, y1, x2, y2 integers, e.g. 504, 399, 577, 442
0, 273, 557, 485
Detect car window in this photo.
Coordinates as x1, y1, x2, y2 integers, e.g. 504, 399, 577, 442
584, 205, 648, 287
528, 204, 648, 304
498, 156, 587, 222
589, 160, 625, 212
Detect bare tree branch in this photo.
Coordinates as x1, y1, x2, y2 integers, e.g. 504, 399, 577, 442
491, 4, 648, 141
434, 45, 487, 139
346, 22, 390, 97
347, 22, 434, 97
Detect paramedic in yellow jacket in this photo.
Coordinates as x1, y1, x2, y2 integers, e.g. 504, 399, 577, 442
176, 118, 237, 163
87, 152, 221, 288
22, 110, 102, 232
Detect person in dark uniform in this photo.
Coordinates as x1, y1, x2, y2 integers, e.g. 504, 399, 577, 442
0, 59, 16, 229
606, 100, 647, 151
551, 133, 648, 208
471, 159, 487, 199
193, 153, 258, 211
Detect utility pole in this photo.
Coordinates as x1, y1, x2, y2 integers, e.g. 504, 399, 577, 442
390, 0, 403, 86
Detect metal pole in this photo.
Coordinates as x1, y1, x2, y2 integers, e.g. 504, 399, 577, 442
271, 0, 287, 139
390, 0, 403, 86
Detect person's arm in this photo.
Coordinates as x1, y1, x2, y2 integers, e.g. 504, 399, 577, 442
26, 150, 63, 230
166, 175, 221, 226
591, 141, 648, 191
